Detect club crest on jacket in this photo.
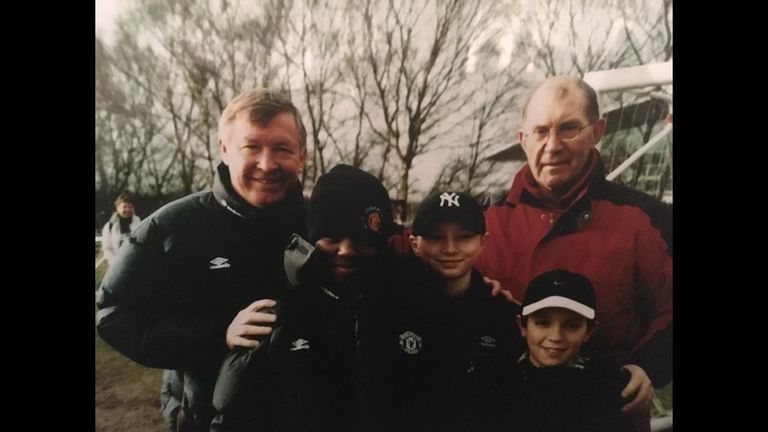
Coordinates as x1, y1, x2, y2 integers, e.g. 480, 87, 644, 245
398, 331, 422, 355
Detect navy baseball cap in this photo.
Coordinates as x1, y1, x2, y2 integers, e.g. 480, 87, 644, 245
412, 191, 485, 236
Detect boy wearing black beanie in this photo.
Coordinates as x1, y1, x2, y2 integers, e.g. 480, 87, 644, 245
212, 165, 439, 432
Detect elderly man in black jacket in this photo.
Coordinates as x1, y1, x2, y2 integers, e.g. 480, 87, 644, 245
96, 88, 308, 432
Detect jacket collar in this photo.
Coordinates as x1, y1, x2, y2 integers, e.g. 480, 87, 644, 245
506, 149, 605, 212
109, 213, 140, 224
517, 351, 588, 370
284, 234, 316, 288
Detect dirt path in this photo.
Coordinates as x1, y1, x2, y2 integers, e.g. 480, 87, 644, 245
95, 336, 167, 432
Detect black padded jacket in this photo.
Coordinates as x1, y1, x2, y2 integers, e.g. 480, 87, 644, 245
96, 162, 305, 432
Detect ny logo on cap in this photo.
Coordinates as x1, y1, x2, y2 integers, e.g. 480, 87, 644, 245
439, 192, 460, 207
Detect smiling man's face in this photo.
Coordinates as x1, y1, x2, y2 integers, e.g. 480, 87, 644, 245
219, 111, 305, 207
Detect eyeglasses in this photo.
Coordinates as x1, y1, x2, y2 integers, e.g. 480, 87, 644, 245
523, 122, 595, 144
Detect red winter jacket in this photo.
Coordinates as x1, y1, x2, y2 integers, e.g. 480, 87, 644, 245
475, 151, 672, 386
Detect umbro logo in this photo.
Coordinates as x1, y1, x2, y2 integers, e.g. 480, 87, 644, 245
479, 335, 496, 348
209, 257, 231, 269
290, 338, 310, 351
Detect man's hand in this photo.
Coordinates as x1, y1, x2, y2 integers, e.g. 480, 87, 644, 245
226, 299, 278, 350
484, 276, 521, 305
620, 364, 653, 414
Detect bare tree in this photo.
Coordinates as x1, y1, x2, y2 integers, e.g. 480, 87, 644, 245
523, 0, 672, 77
431, 35, 524, 196
354, 0, 498, 218
96, 35, 163, 200
292, 0, 347, 184
340, 46, 376, 169
619, 0, 673, 64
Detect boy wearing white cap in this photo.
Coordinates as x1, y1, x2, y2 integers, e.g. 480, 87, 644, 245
512, 269, 632, 432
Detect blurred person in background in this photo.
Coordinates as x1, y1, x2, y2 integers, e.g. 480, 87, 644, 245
101, 192, 141, 266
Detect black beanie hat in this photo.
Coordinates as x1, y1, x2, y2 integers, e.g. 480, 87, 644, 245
307, 164, 394, 247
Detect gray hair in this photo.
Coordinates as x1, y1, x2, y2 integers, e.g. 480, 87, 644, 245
218, 88, 307, 149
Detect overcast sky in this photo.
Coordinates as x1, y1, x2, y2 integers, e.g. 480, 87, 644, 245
96, 0, 127, 44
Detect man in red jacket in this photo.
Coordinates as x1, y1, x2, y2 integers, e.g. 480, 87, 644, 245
475, 76, 672, 432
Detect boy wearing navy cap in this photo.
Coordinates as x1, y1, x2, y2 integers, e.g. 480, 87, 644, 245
408, 191, 523, 432
512, 269, 633, 432
410, 191, 488, 299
